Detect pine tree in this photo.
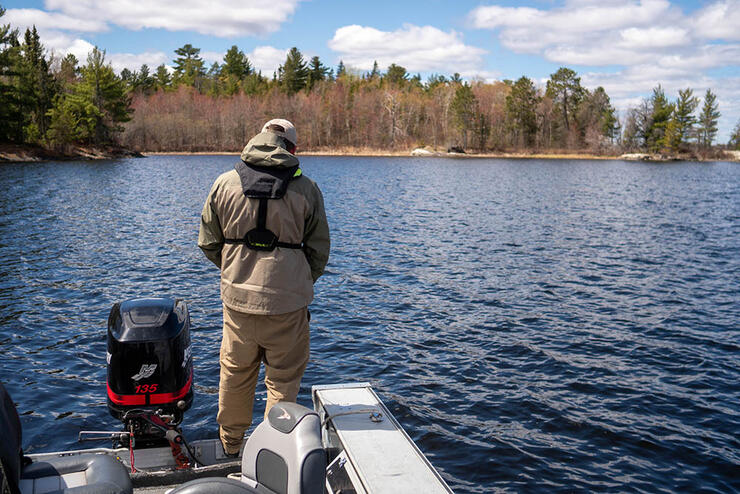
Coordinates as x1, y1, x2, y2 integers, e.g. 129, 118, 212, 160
46, 93, 79, 150
647, 85, 673, 153
425, 74, 447, 90
729, 120, 740, 150
505, 76, 539, 147
336, 60, 346, 79
279, 47, 308, 94
675, 88, 698, 142
173, 44, 205, 89
66, 47, 132, 145
134, 64, 154, 94
306, 56, 329, 90
545, 67, 584, 133
451, 83, 477, 148
0, 7, 23, 142
384, 64, 408, 85
58, 53, 79, 87
697, 89, 720, 148
222, 45, 251, 78
154, 64, 171, 90
369, 60, 380, 80
19, 27, 57, 143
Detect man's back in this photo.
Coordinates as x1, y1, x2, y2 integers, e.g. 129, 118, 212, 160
197, 119, 329, 457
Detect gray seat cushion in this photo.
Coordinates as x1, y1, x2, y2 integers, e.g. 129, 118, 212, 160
170, 478, 260, 494
20, 454, 132, 494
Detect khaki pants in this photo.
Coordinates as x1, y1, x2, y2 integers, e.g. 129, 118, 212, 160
217, 305, 310, 454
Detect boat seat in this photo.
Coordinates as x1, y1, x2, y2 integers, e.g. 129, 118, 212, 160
170, 477, 259, 494
240, 402, 325, 494
0, 381, 132, 494
19, 454, 133, 494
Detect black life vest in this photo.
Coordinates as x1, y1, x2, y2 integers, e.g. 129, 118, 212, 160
223, 161, 303, 252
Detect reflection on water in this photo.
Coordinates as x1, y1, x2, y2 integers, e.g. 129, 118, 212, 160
1, 156, 739, 492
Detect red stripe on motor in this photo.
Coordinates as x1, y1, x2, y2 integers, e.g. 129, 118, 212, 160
107, 382, 146, 406
149, 371, 193, 405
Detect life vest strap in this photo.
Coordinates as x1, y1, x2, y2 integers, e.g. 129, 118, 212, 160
224, 198, 302, 251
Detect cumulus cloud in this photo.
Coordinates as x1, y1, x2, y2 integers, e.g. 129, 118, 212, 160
468, 0, 739, 72
247, 46, 289, 76
106, 52, 170, 73
469, 0, 740, 140
3, 8, 107, 32
328, 24, 488, 76
691, 0, 740, 41
9, 0, 300, 38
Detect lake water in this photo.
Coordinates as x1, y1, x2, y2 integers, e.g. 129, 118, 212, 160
0, 156, 738, 493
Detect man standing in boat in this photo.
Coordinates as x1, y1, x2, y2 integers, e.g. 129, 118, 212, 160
198, 119, 330, 457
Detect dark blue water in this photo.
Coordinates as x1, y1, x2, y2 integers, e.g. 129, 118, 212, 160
1, 156, 739, 492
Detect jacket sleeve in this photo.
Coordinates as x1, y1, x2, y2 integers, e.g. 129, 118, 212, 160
303, 184, 330, 282
198, 180, 224, 268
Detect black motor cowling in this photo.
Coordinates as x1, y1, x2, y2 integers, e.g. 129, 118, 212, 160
107, 298, 193, 426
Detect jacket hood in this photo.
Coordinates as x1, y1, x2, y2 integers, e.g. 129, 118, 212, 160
240, 132, 299, 168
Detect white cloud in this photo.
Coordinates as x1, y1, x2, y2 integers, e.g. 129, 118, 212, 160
106, 52, 170, 73
691, 1, 740, 41
10, 0, 300, 38
248, 46, 289, 76
200, 51, 226, 66
4, 8, 107, 32
467, 0, 738, 71
328, 24, 487, 75
617, 27, 690, 49
469, 0, 740, 140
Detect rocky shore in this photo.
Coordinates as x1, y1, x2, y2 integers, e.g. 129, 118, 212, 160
0, 144, 143, 162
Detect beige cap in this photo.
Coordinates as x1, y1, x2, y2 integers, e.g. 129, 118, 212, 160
261, 119, 297, 146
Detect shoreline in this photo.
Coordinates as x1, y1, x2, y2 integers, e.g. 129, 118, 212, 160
2, 144, 738, 163
0, 144, 142, 163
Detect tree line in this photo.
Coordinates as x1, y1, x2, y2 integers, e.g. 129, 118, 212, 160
0, 8, 130, 150
2, 7, 739, 155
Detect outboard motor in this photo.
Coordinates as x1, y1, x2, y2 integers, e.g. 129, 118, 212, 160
106, 298, 193, 448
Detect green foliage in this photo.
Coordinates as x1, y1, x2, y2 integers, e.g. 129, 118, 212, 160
173, 44, 205, 89
729, 120, 740, 150
279, 47, 308, 94
65, 47, 132, 144
19, 27, 57, 143
451, 83, 477, 148
59, 53, 78, 86
672, 88, 698, 146
505, 76, 539, 147
307, 56, 329, 89
154, 64, 171, 90
134, 64, 154, 94
697, 89, 720, 148
647, 85, 674, 152
46, 93, 79, 148
336, 60, 346, 78
369, 61, 380, 80
0, 8, 23, 142
222, 45, 251, 78
425, 74, 447, 91
384, 63, 408, 86
545, 67, 584, 133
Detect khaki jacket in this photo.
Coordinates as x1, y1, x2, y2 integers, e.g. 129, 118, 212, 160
198, 132, 330, 314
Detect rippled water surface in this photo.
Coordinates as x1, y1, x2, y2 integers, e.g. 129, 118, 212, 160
1, 156, 739, 492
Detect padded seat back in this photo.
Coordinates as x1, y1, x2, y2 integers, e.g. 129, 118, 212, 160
241, 403, 325, 494
0, 382, 23, 494
20, 455, 132, 494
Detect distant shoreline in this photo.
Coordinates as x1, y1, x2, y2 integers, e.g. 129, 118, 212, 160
143, 150, 620, 160
2, 144, 738, 163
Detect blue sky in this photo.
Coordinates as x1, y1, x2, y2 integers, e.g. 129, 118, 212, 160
3, 0, 739, 140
